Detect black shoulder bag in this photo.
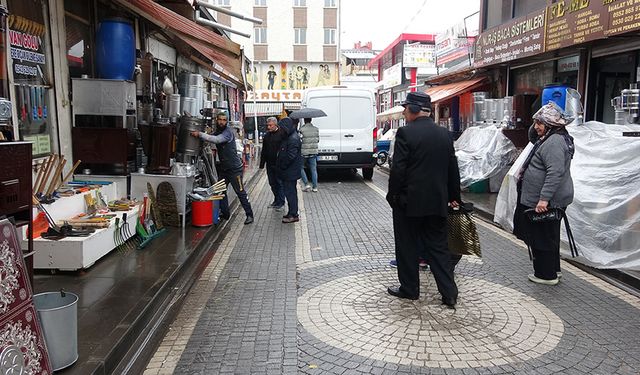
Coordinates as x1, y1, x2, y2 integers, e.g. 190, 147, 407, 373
523, 208, 579, 258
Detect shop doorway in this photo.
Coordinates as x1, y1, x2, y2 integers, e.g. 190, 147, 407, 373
596, 73, 630, 124
587, 52, 636, 122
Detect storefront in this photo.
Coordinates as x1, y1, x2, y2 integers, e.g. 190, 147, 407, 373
0, 0, 246, 273
474, 0, 640, 271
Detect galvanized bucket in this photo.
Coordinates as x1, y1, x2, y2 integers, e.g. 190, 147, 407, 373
33, 291, 79, 371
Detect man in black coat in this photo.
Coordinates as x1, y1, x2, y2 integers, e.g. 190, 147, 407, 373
386, 92, 461, 308
276, 117, 303, 223
260, 116, 286, 211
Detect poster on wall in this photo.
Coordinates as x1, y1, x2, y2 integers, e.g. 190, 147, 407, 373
247, 62, 339, 90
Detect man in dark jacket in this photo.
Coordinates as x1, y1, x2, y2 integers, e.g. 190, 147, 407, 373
276, 117, 303, 223
260, 116, 286, 211
386, 92, 461, 308
191, 112, 254, 225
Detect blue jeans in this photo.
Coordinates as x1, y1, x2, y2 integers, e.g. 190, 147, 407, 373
266, 164, 285, 206
300, 155, 318, 188
282, 179, 298, 217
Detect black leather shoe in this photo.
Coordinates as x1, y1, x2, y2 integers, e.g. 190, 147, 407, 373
221, 213, 230, 221
441, 296, 457, 309
387, 286, 419, 300
244, 216, 254, 225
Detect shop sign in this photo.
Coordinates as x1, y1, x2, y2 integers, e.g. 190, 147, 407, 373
557, 55, 580, 72
545, 0, 606, 51
402, 44, 436, 69
436, 23, 474, 66
382, 63, 402, 89
9, 29, 45, 78
545, 0, 640, 52
474, 10, 546, 68
246, 90, 304, 102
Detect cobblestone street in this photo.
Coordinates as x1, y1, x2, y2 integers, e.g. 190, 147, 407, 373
144, 169, 640, 375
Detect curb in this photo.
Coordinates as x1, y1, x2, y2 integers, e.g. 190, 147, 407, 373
103, 168, 264, 375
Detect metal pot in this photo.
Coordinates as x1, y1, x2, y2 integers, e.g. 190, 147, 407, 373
176, 116, 204, 162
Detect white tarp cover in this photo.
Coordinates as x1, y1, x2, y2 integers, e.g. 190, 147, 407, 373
454, 126, 518, 188
494, 121, 640, 270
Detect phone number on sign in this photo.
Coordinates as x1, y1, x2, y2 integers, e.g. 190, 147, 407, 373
14, 64, 38, 76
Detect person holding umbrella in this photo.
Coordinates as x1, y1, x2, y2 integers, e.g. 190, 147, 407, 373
276, 117, 303, 223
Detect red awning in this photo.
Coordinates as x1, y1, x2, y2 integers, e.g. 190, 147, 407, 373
114, 0, 243, 84
425, 77, 486, 104
177, 37, 244, 86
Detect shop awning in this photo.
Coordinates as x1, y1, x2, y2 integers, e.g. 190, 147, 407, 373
244, 102, 285, 116
425, 77, 486, 104
114, 0, 243, 84
177, 36, 243, 86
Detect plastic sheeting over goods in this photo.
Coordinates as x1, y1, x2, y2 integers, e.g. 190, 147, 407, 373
454, 126, 518, 188
495, 122, 640, 271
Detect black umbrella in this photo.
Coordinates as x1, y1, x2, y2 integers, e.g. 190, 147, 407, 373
289, 107, 327, 119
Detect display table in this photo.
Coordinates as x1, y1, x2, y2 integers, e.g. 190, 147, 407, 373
32, 205, 139, 271
73, 174, 128, 200
27, 183, 138, 271
130, 173, 194, 227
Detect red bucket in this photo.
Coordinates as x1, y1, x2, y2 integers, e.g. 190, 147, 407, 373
191, 200, 213, 227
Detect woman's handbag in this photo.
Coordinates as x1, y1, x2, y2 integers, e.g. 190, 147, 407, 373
447, 203, 482, 257
523, 207, 579, 257
523, 207, 563, 222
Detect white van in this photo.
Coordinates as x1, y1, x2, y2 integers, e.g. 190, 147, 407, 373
301, 86, 376, 180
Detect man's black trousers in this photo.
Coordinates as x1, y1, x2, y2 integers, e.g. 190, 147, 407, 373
392, 210, 458, 300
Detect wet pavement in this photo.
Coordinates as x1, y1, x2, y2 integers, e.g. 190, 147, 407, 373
33, 162, 261, 375
143, 168, 640, 374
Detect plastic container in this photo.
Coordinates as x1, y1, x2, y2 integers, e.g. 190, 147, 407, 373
468, 179, 489, 193
192, 200, 213, 227
33, 291, 79, 371
213, 200, 220, 225
541, 83, 569, 110
96, 18, 135, 80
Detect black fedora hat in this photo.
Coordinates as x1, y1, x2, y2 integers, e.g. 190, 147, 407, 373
400, 92, 432, 111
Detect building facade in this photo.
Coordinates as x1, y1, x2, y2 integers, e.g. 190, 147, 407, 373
475, 0, 640, 123
208, 0, 341, 127
339, 41, 379, 89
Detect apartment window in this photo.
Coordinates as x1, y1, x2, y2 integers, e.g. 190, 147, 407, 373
324, 0, 336, 7
294, 0, 306, 7
513, 0, 546, 17
254, 28, 267, 44
295, 28, 307, 44
216, 0, 230, 5
324, 28, 336, 45
255, 0, 266, 5
484, 0, 512, 30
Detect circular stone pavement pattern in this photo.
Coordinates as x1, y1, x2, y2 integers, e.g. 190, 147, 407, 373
297, 270, 565, 369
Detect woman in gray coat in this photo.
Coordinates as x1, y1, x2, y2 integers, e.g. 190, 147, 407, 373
513, 102, 575, 285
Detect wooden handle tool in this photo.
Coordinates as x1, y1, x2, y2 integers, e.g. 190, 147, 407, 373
56, 159, 81, 191
32, 158, 48, 191
36, 154, 56, 194
46, 158, 66, 196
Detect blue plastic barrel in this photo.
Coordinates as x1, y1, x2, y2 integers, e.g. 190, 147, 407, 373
541, 83, 569, 110
96, 19, 135, 80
